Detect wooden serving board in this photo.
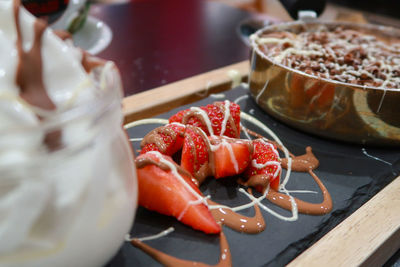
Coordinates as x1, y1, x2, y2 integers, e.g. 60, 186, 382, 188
122, 60, 400, 266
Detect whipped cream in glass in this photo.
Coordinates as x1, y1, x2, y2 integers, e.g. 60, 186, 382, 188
0, 1, 137, 266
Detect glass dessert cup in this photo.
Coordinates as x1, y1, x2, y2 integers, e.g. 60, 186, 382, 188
249, 21, 400, 146
0, 64, 138, 267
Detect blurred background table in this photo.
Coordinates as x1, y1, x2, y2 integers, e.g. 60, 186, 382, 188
91, 0, 400, 97
92, 0, 257, 96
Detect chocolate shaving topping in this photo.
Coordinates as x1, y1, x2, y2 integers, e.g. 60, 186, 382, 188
256, 26, 400, 89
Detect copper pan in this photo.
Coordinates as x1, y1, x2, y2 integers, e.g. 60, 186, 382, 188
249, 21, 400, 146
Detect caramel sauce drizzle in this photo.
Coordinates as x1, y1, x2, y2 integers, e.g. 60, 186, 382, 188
131, 232, 231, 267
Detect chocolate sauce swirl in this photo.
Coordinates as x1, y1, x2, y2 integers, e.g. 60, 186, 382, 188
141, 125, 184, 154
267, 170, 332, 215
209, 197, 265, 234
131, 232, 231, 267
242, 147, 332, 215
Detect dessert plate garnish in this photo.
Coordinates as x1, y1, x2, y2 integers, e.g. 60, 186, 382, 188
125, 99, 333, 266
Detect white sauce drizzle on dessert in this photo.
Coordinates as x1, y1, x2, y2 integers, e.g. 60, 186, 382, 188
220, 100, 231, 136
125, 109, 303, 222
146, 151, 210, 214
189, 107, 215, 136
124, 118, 169, 129
227, 69, 241, 88
234, 95, 249, 105
125, 227, 175, 242
129, 138, 142, 142
252, 26, 400, 90
361, 148, 392, 166
210, 93, 226, 99
255, 79, 269, 104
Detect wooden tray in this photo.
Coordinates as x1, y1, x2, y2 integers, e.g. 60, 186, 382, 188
122, 60, 400, 266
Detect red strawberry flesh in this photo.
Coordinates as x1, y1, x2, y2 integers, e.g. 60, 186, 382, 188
136, 152, 220, 234
140, 123, 185, 156
169, 101, 241, 138
210, 137, 252, 179
181, 126, 211, 184
245, 139, 281, 191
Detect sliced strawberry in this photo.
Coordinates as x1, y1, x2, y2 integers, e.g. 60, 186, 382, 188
181, 125, 211, 183
210, 136, 252, 179
169, 101, 241, 138
245, 139, 281, 191
140, 123, 186, 156
136, 152, 220, 234
169, 109, 187, 125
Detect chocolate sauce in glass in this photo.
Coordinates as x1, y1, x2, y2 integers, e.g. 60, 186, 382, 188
81, 51, 106, 73
13, 0, 62, 150
14, 0, 55, 111
53, 29, 72, 41
12, 0, 108, 150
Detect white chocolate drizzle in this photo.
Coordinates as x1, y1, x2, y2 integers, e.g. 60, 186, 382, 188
252, 26, 400, 90
142, 151, 212, 221
227, 69, 242, 88
190, 107, 215, 136
125, 227, 175, 242
220, 100, 231, 136
126, 104, 313, 224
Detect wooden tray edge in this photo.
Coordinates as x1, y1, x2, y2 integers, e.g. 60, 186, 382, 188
123, 61, 249, 123
122, 60, 400, 266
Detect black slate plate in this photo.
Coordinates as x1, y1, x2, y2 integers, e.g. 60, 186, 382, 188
106, 85, 400, 267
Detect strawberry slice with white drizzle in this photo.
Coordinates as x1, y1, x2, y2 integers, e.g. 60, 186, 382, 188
169, 101, 241, 138
209, 136, 252, 179
140, 123, 186, 156
244, 139, 282, 191
136, 151, 221, 234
